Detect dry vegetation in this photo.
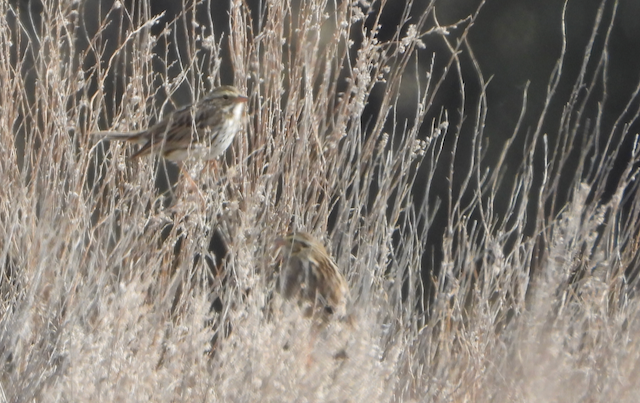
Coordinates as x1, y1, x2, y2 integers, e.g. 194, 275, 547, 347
1, 0, 640, 401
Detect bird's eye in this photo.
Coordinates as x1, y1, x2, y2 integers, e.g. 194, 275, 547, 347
222, 94, 229, 100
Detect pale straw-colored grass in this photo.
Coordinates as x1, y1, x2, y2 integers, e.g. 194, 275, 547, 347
1, 0, 639, 401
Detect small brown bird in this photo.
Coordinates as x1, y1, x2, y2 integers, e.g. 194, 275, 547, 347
275, 232, 350, 320
93, 85, 248, 162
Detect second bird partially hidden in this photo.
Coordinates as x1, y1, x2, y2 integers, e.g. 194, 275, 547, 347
275, 232, 350, 321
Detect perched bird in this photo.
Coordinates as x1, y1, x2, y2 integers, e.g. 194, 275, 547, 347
93, 85, 248, 162
275, 232, 350, 320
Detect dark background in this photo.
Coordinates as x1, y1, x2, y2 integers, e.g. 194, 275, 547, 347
9, 0, 640, 300
11, 0, 640, 192
150, 0, 640, 302
105, 0, 640, 165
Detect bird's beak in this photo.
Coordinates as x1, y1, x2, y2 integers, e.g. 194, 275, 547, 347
237, 95, 249, 103
274, 236, 286, 249
274, 236, 288, 256
272, 238, 288, 265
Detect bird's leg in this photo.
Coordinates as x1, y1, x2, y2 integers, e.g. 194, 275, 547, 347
179, 162, 206, 206
207, 159, 223, 187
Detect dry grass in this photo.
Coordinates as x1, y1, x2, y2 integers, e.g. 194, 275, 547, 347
1, 0, 640, 401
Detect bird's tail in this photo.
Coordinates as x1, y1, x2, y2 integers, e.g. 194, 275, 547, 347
92, 130, 147, 146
